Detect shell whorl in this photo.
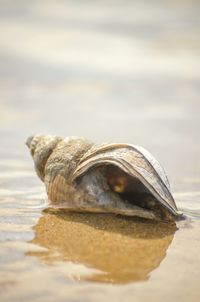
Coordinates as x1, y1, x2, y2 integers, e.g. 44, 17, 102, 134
26, 135, 94, 182
26, 135, 63, 181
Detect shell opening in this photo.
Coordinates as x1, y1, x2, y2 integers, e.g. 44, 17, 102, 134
104, 165, 173, 220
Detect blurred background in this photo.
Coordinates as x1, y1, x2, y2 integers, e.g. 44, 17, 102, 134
0, 2, 200, 301
0, 0, 199, 190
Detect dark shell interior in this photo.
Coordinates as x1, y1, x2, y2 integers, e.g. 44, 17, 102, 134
104, 165, 174, 221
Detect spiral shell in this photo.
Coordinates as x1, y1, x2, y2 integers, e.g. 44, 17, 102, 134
26, 134, 181, 221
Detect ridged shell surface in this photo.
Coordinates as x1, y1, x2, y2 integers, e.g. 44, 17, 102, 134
26, 134, 180, 220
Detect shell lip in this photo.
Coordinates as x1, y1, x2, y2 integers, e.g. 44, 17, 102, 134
79, 143, 171, 195
73, 158, 180, 218
75, 143, 180, 216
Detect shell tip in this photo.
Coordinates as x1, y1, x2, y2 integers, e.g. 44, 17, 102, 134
26, 135, 34, 148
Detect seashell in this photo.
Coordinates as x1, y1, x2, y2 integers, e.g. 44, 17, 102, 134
26, 134, 181, 221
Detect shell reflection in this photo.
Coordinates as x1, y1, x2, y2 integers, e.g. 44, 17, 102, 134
28, 210, 177, 284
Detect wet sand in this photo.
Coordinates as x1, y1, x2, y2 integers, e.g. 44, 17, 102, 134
1, 207, 200, 302
0, 0, 200, 301
30, 210, 177, 283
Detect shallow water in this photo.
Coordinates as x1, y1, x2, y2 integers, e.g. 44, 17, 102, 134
0, 1, 200, 301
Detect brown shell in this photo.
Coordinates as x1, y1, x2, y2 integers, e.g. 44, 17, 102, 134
26, 134, 181, 220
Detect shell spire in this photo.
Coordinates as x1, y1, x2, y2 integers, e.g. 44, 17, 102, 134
26, 135, 62, 181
